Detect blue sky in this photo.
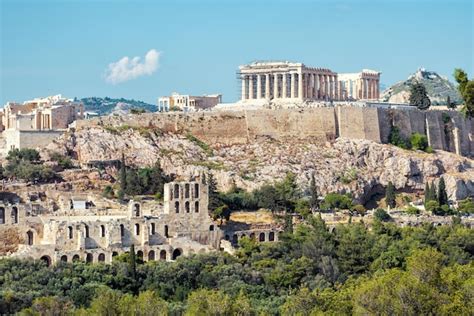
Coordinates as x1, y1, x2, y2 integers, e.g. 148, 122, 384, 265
1, 0, 472, 105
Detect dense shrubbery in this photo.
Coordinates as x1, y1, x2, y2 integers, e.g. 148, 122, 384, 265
0, 219, 472, 314
388, 127, 433, 153
2, 149, 56, 183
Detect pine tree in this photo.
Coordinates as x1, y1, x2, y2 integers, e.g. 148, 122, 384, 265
385, 181, 396, 208
437, 177, 448, 206
430, 181, 437, 203
309, 173, 319, 211
118, 153, 127, 201
129, 244, 137, 281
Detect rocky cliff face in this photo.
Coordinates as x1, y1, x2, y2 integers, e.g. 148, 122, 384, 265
44, 125, 474, 204
382, 68, 462, 105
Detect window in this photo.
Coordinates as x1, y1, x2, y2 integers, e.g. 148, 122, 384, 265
185, 183, 190, 198
151, 223, 156, 235
185, 201, 190, 213
27, 231, 34, 245
194, 201, 199, 213
85, 225, 89, 238
148, 250, 155, 261
98, 253, 105, 262
164, 225, 169, 238
174, 184, 179, 199
100, 225, 105, 237
120, 224, 125, 237
259, 232, 265, 242
269, 231, 275, 241
194, 183, 199, 198
134, 204, 140, 217
135, 223, 140, 236
11, 207, 18, 224
160, 250, 167, 260
0, 207, 4, 224
175, 201, 180, 213
209, 225, 214, 231
68, 226, 73, 239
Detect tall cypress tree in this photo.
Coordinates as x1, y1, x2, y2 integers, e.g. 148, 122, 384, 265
430, 181, 437, 203
424, 182, 431, 206
309, 173, 319, 211
437, 177, 448, 206
118, 153, 127, 201
207, 173, 221, 213
385, 181, 396, 208
129, 244, 137, 281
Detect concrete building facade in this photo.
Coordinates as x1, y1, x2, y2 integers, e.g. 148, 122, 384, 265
158, 92, 222, 112
239, 61, 380, 102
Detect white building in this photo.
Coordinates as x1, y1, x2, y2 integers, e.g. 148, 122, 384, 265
158, 92, 222, 112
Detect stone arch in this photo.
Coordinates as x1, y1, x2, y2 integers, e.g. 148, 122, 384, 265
195, 201, 199, 213
100, 225, 106, 237
40, 255, 51, 266
185, 183, 190, 198
60, 255, 68, 263
85, 225, 90, 238
0, 207, 4, 224
150, 223, 156, 235
174, 184, 180, 198
135, 223, 140, 236
137, 250, 144, 260
98, 253, 105, 262
232, 234, 238, 244
112, 251, 119, 258
194, 183, 199, 198
160, 249, 167, 260
11, 207, 18, 224
241, 234, 246, 239
225, 234, 230, 240
269, 231, 275, 241
68, 226, 73, 239
209, 225, 214, 231
27, 230, 34, 245
249, 233, 255, 240
134, 203, 140, 217
175, 201, 180, 213
259, 232, 265, 242
199, 248, 206, 254
72, 254, 80, 262
164, 225, 169, 238
86, 253, 93, 263
148, 250, 155, 261
185, 201, 190, 213
172, 248, 182, 260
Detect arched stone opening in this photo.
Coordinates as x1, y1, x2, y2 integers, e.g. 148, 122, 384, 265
250, 233, 255, 240
194, 183, 199, 198
68, 226, 73, 239
164, 225, 169, 238
72, 255, 80, 262
209, 225, 214, 231
60, 255, 68, 263
148, 250, 155, 261
232, 234, 238, 244
225, 234, 230, 240
172, 248, 182, 260
112, 251, 119, 258
40, 255, 51, 266
160, 250, 167, 261
98, 253, 105, 262
195, 201, 199, 213
269, 231, 275, 241
0, 207, 5, 224
135, 223, 140, 236
150, 223, 156, 235
174, 184, 179, 199
85, 225, 90, 238
137, 250, 144, 261
259, 232, 265, 242
86, 253, 93, 263
100, 225, 106, 237
27, 231, 34, 245
134, 203, 140, 217
185, 184, 190, 198
175, 201, 180, 213
120, 224, 125, 237
11, 207, 18, 224
185, 201, 190, 213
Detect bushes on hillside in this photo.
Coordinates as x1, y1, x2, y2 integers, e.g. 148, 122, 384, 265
3, 149, 56, 183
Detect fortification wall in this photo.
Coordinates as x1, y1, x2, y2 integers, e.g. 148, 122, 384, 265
77, 106, 473, 157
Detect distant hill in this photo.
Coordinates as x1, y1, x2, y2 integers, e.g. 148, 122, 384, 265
81, 97, 157, 115
381, 68, 462, 105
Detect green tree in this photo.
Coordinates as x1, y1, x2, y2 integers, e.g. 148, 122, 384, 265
388, 126, 409, 149
207, 173, 221, 213
425, 200, 442, 215
280, 288, 317, 316
457, 198, 474, 214
309, 173, 319, 211
409, 82, 431, 110
374, 208, 391, 222
212, 204, 230, 225
385, 181, 396, 208
129, 244, 137, 282
446, 95, 456, 110
410, 133, 429, 151
437, 177, 448, 206
20, 296, 74, 316
454, 68, 474, 118
185, 289, 232, 316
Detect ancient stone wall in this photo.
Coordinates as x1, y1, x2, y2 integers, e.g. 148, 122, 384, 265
76, 106, 473, 157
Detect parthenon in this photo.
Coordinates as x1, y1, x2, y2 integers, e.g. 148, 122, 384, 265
239, 61, 381, 101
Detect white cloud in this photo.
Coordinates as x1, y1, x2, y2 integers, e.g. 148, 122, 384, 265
104, 49, 160, 84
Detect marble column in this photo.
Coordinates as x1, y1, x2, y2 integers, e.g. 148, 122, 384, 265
265, 74, 270, 99
298, 73, 304, 99
256, 74, 262, 99
334, 76, 338, 100
290, 73, 296, 98
282, 74, 287, 98
273, 74, 279, 98
375, 80, 379, 99
241, 75, 247, 100
248, 75, 254, 99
